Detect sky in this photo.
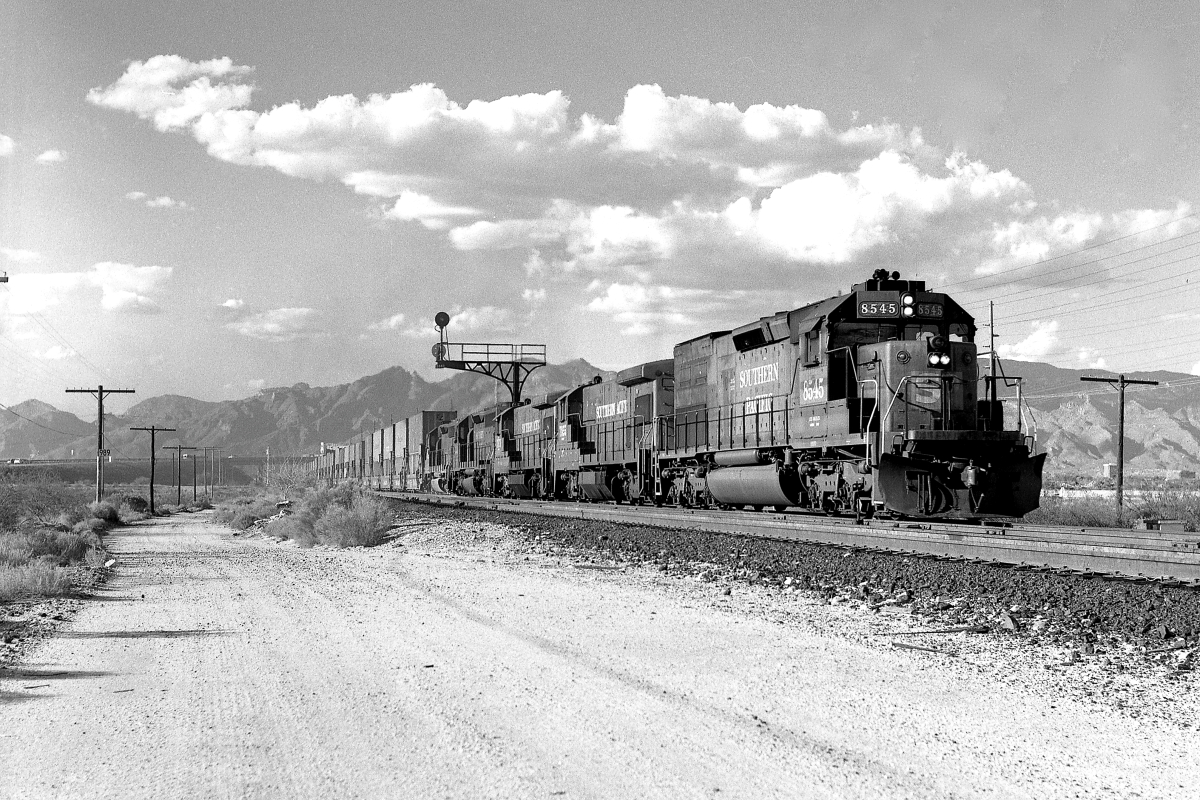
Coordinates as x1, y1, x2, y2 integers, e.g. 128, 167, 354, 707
4, 0, 1200, 420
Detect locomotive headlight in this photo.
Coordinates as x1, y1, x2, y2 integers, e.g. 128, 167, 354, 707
938, 353, 951, 366
902, 306, 915, 317
928, 353, 940, 366
901, 294, 914, 306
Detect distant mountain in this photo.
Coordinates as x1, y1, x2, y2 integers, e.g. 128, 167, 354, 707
6, 356, 1200, 478
0, 400, 95, 460
1002, 360, 1200, 476
0, 360, 610, 461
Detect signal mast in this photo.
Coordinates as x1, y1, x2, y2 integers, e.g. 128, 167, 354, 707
430, 311, 547, 406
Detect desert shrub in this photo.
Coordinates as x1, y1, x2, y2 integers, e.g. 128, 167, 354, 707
116, 501, 150, 523
54, 507, 89, 531
88, 501, 121, 525
265, 513, 319, 548
259, 457, 318, 495
1127, 491, 1200, 532
188, 496, 214, 511
73, 518, 110, 534
0, 472, 93, 529
302, 482, 358, 520
105, 493, 149, 513
0, 562, 73, 602
314, 493, 393, 548
213, 495, 280, 529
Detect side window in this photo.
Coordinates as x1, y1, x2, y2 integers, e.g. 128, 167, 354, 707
804, 329, 821, 366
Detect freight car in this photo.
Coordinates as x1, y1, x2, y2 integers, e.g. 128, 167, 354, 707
318, 270, 1043, 519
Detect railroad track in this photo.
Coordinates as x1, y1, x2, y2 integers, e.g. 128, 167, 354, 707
378, 490, 1200, 586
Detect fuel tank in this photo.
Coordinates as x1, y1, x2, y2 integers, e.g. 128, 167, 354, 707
456, 475, 483, 495
705, 463, 800, 508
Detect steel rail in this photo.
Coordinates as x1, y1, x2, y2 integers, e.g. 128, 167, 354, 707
377, 490, 1200, 585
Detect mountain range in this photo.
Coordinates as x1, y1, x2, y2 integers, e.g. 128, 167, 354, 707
4, 358, 1199, 478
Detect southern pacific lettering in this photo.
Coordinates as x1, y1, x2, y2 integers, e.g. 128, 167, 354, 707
595, 399, 628, 419
738, 362, 779, 389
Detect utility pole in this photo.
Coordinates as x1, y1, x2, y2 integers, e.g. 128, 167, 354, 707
988, 302, 997, 405
202, 447, 219, 497
130, 425, 176, 514
191, 453, 198, 502
66, 385, 135, 502
163, 445, 196, 505
1080, 374, 1159, 518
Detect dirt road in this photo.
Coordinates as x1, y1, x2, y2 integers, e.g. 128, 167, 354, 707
1, 511, 1197, 799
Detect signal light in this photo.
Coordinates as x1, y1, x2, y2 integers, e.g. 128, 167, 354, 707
902, 306, 915, 317
938, 354, 950, 366
901, 294, 914, 305
927, 353, 940, 366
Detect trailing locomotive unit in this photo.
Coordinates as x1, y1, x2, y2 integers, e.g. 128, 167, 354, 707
660, 270, 1044, 518
442, 408, 502, 495
555, 360, 675, 502
494, 392, 565, 498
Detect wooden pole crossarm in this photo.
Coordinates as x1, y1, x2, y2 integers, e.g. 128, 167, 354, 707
1080, 375, 1160, 517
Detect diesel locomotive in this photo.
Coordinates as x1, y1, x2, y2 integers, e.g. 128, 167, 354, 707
317, 270, 1044, 519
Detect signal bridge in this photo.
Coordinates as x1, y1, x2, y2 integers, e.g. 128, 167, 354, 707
431, 311, 547, 407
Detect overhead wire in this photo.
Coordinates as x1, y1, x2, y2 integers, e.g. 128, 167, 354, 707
0, 400, 92, 437
939, 211, 1200, 293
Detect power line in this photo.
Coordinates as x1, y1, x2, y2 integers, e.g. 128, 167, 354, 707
0, 400, 91, 437
941, 211, 1200, 293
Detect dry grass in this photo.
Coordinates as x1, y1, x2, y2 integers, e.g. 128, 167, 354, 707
0, 562, 73, 603
1025, 491, 1200, 531
1025, 496, 1125, 528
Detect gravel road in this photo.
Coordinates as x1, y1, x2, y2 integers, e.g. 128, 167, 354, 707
2, 510, 1198, 799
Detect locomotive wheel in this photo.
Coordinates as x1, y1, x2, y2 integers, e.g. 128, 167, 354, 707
773, 505, 788, 512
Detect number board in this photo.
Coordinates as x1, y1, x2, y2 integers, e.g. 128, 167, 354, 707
858, 300, 899, 318
917, 303, 943, 318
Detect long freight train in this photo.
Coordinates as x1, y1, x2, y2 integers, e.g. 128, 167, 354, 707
315, 271, 1045, 519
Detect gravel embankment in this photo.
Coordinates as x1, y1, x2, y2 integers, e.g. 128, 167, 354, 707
390, 499, 1200, 674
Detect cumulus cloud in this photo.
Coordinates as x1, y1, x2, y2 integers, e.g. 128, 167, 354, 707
1076, 347, 1108, 370
998, 320, 1060, 361
1, 247, 42, 263
227, 307, 321, 341
92, 262, 173, 311
221, 298, 245, 309
368, 312, 406, 331
39, 345, 77, 360
88, 56, 1190, 298
35, 149, 65, 164
586, 281, 749, 335
0, 262, 172, 315
87, 55, 254, 132
127, 190, 189, 209
0, 134, 13, 157
382, 191, 478, 230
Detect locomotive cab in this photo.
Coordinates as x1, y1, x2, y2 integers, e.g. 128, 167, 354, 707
846, 272, 1044, 517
